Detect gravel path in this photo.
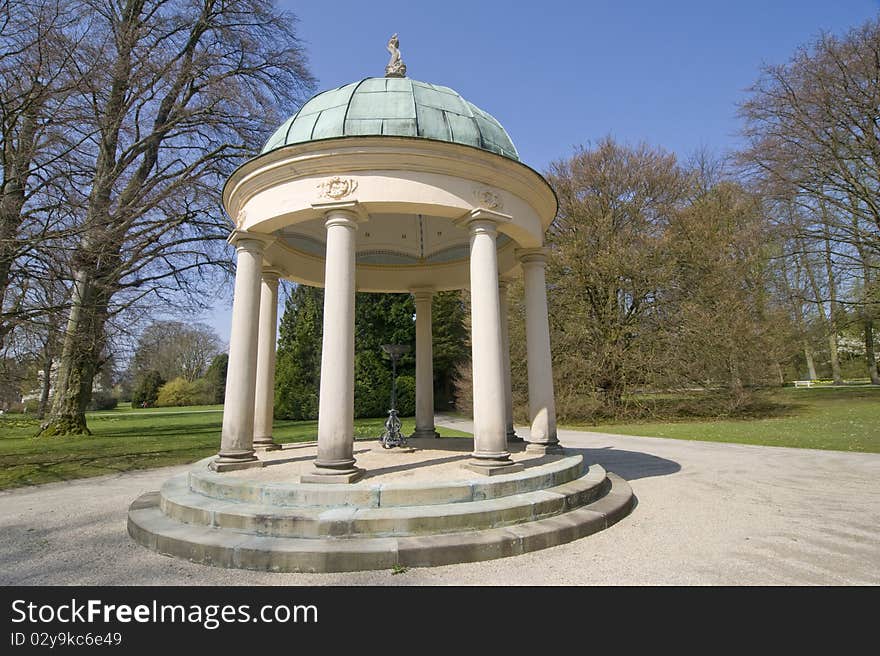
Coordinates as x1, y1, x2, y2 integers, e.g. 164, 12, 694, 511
1, 418, 878, 586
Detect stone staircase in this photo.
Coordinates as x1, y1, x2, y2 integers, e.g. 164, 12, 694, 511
128, 449, 634, 572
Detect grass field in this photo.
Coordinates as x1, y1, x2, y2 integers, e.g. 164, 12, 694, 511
2, 386, 876, 491
0, 405, 470, 491
570, 386, 880, 453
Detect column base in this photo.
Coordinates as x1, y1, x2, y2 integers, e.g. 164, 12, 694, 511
507, 429, 525, 443
526, 442, 565, 455
410, 428, 440, 439
301, 467, 365, 484
462, 458, 524, 477
253, 437, 281, 451
211, 452, 264, 473
372, 443, 416, 454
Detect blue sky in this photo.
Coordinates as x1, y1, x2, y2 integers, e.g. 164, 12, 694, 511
204, 0, 880, 342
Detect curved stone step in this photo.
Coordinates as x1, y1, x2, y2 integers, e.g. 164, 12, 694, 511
186, 454, 586, 508
128, 473, 635, 573
160, 465, 610, 539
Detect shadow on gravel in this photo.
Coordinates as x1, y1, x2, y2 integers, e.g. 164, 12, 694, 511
566, 446, 681, 481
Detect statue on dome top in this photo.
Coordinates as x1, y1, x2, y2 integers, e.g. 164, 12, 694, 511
385, 33, 407, 78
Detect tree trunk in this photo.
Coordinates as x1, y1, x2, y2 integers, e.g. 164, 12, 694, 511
827, 331, 842, 384
821, 210, 843, 384
37, 341, 53, 420
729, 356, 743, 393
866, 320, 880, 385
37, 268, 110, 436
847, 197, 878, 386
38, 271, 90, 435
799, 244, 841, 384
0, 89, 41, 348
803, 341, 818, 380
781, 253, 817, 382
0, 199, 26, 348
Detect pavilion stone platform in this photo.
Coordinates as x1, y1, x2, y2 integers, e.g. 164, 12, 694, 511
128, 438, 634, 572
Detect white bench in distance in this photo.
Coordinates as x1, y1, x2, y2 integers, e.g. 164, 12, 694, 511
793, 380, 815, 388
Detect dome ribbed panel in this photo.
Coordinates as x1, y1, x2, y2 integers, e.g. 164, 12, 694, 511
261, 78, 518, 161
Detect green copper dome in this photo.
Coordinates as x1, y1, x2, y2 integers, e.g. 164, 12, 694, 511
262, 77, 519, 160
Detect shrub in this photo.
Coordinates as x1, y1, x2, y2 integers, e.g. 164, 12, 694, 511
395, 375, 415, 416
87, 391, 118, 411
274, 388, 319, 421
204, 353, 228, 404
131, 370, 165, 408
354, 350, 392, 418
156, 377, 213, 407
453, 359, 472, 415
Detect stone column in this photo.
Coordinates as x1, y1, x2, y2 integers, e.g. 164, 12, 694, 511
518, 248, 561, 453
303, 209, 364, 483
253, 267, 282, 451
213, 231, 270, 471
462, 212, 523, 475
411, 289, 439, 438
498, 279, 522, 443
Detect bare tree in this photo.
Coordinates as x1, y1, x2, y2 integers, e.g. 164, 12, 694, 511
740, 18, 880, 246
545, 138, 688, 413
512, 141, 793, 422
131, 320, 222, 382
0, 0, 87, 348
740, 16, 880, 384
664, 180, 788, 401
772, 223, 820, 381
38, 0, 313, 436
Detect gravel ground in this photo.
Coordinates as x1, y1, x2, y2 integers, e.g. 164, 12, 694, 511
2, 418, 878, 586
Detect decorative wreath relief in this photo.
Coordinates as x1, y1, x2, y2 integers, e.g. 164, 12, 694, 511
319, 177, 358, 200
474, 188, 503, 210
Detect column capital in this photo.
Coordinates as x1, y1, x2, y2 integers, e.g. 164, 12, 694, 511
261, 266, 284, 284
516, 247, 549, 266
324, 212, 363, 230
227, 229, 274, 252
455, 207, 513, 232
312, 200, 369, 225
410, 287, 435, 303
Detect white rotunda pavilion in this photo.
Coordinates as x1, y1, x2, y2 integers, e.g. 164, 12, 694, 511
127, 41, 635, 572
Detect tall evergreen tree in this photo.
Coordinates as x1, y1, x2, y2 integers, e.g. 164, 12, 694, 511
203, 353, 228, 405
432, 290, 469, 410
353, 292, 414, 418
274, 288, 469, 419
274, 285, 323, 420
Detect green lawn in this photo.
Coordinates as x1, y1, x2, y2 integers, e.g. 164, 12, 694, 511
572, 386, 880, 453
3, 386, 875, 491
0, 405, 470, 491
